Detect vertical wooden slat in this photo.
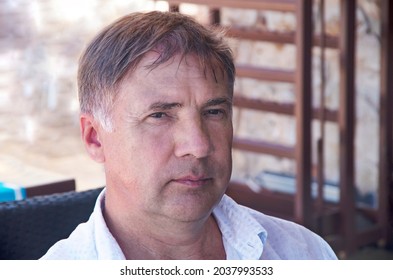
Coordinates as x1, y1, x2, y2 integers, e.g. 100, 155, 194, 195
294, 0, 313, 227
338, 0, 356, 256
378, 0, 393, 246
316, 0, 326, 233
209, 8, 220, 25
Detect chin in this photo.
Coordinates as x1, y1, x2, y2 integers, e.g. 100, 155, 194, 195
167, 194, 223, 223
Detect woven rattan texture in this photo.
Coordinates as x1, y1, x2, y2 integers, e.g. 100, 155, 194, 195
0, 187, 103, 260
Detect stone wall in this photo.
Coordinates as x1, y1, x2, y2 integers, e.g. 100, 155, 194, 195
0, 0, 382, 195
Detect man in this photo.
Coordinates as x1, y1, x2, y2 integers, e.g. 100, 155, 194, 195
42, 11, 337, 260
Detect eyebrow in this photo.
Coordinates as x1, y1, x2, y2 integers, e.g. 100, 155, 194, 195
204, 97, 233, 108
147, 97, 232, 111
148, 102, 182, 111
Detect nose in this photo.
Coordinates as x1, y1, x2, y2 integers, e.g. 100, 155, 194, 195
174, 115, 213, 159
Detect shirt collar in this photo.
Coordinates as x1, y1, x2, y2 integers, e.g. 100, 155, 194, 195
93, 189, 126, 259
213, 194, 267, 260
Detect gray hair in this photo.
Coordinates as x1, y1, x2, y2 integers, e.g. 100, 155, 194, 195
78, 11, 235, 130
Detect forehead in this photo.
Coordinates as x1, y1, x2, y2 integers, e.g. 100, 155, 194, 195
114, 52, 231, 110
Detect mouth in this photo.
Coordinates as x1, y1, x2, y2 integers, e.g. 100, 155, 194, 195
171, 176, 213, 188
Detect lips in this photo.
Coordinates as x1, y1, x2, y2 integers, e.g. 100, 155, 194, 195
172, 176, 212, 187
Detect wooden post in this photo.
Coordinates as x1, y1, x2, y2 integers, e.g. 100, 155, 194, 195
378, 0, 393, 247
295, 0, 313, 228
338, 0, 356, 256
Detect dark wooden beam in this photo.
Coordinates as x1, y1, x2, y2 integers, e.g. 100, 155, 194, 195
338, 0, 357, 256
294, 0, 313, 228
236, 64, 295, 83
226, 27, 339, 48
378, 0, 393, 247
233, 95, 339, 122
233, 137, 295, 158
167, 0, 296, 12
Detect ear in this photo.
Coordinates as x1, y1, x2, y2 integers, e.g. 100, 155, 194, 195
80, 114, 105, 163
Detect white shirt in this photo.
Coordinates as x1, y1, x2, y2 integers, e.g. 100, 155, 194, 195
41, 189, 337, 260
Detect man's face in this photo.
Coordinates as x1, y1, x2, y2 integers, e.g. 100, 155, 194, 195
95, 53, 233, 223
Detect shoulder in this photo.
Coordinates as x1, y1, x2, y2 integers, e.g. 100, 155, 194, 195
41, 188, 125, 260
40, 216, 98, 260
216, 195, 337, 259
40, 189, 107, 260
244, 206, 337, 259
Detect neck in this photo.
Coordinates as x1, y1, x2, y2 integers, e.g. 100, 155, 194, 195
104, 191, 226, 260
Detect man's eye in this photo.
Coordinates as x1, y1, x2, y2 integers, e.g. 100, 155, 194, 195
150, 112, 167, 119
205, 109, 225, 117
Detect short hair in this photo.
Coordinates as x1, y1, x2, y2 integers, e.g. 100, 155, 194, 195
78, 11, 235, 130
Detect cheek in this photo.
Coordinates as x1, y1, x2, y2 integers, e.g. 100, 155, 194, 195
103, 132, 174, 191
212, 122, 233, 148
209, 124, 233, 162
129, 130, 174, 168
218, 125, 233, 165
